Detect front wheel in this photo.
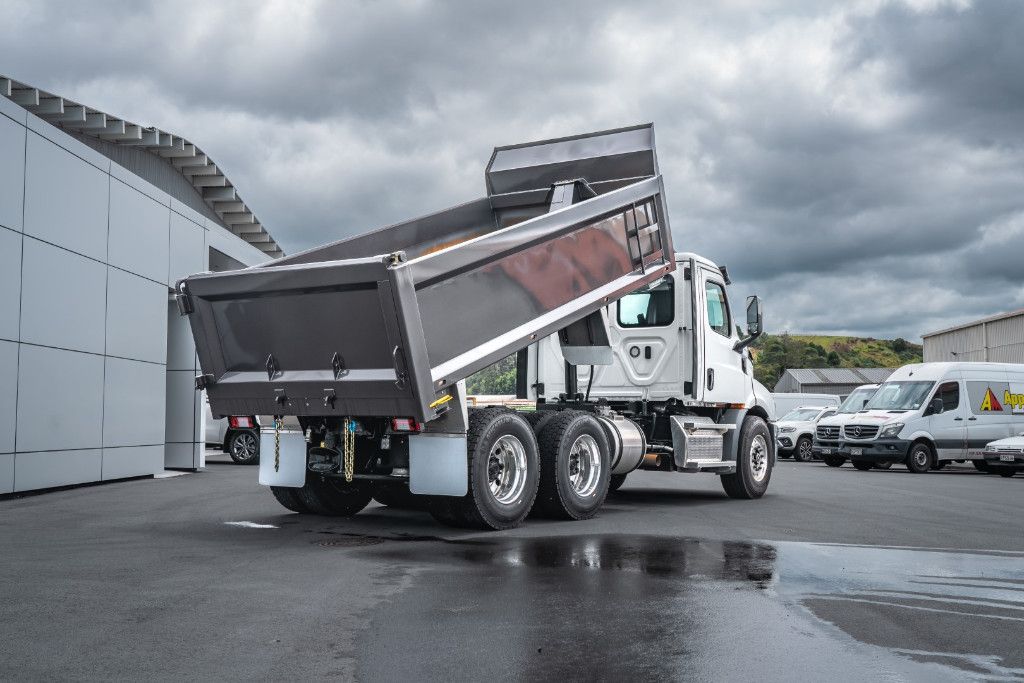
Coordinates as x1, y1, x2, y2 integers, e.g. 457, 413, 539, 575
906, 442, 934, 474
851, 459, 874, 471
721, 416, 773, 499
227, 430, 260, 465
823, 455, 845, 468
998, 469, 1016, 478
793, 436, 814, 462
873, 461, 893, 470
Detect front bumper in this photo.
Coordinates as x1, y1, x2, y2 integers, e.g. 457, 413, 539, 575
813, 440, 842, 457
840, 439, 912, 461
984, 453, 1024, 467
777, 435, 794, 451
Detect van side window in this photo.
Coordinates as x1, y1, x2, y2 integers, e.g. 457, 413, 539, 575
705, 281, 731, 337
935, 382, 960, 412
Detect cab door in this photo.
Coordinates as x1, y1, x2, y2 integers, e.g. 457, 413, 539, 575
928, 379, 966, 461
699, 269, 747, 404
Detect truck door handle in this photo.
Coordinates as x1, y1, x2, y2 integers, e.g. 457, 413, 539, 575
644, 346, 652, 360
707, 368, 715, 390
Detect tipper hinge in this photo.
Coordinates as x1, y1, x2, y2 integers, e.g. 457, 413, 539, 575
266, 354, 280, 381
331, 352, 348, 380
174, 282, 193, 316
194, 374, 213, 390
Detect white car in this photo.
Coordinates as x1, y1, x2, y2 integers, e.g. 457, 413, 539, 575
983, 434, 1024, 478
776, 406, 838, 462
202, 395, 261, 465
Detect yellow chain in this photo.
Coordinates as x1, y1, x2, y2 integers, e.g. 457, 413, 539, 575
343, 417, 355, 482
274, 417, 282, 472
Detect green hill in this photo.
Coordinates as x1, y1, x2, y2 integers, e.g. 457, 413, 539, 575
750, 334, 923, 389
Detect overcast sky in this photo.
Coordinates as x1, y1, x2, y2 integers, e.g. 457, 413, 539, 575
2, 0, 1021, 341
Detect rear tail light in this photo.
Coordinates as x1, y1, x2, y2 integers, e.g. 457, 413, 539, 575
229, 416, 253, 429
390, 418, 421, 433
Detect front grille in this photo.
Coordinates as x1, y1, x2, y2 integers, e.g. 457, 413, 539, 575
817, 425, 840, 440
995, 447, 1024, 455
843, 424, 879, 440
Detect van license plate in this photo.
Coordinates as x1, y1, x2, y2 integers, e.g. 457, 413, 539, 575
850, 448, 863, 456
1000, 454, 1016, 462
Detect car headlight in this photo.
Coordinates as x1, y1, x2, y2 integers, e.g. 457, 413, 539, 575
984, 445, 997, 453
779, 426, 795, 433
879, 423, 904, 439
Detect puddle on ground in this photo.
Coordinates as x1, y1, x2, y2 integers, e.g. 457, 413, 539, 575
355, 534, 1023, 681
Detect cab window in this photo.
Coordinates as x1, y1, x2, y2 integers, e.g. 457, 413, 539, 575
933, 382, 960, 413
617, 277, 674, 328
705, 281, 731, 337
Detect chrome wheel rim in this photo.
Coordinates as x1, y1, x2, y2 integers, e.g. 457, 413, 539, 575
232, 432, 257, 459
750, 435, 768, 482
487, 435, 527, 505
568, 434, 601, 498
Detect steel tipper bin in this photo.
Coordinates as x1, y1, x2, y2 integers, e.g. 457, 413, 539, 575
178, 124, 675, 425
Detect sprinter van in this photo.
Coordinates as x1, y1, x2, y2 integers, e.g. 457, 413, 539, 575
840, 362, 1024, 473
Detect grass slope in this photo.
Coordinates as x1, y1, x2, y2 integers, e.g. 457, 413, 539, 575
751, 333, 923, 389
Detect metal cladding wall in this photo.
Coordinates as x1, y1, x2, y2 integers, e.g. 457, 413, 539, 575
923, 310, 1024, 364
0, 95, 270, 494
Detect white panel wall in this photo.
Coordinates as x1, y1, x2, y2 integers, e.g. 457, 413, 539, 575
108, 178, 170, 284
23, 132, 109, 261
0, 227, 21, 342
19, 239, 107, 354
0, 112, 25, 232
1, 103, 273, 493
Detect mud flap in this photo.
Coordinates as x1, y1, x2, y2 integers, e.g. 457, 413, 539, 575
258, 430, 307, 487
409, 434, 468, 496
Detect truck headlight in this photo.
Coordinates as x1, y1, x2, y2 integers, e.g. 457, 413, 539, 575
879, 423, 904, 439
779, 426, 795, 433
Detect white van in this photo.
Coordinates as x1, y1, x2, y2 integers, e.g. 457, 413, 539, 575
812, 384, 880, 467
841, 362, 1024, 473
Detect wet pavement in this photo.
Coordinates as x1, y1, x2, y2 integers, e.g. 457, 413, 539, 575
0, 458, 1022, 680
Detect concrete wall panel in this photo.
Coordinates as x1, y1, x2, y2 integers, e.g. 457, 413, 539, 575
16, 345, 104, 452
0, 114, 25, 232
0, 453, 12, 494
105, 267, 168, 364
0, 227, 22, 341
102, 445, 163, 480
23, 133, 109, 261
165, 370, 198, 444
13, 449, 102, 492
169, 212, 206, 286
166, 302, 196, 371
0, 340, 16, 454
165, 442, 201, 470
108, 179, 170, 284
103, 357, 166, 448
19, 239, 107, 354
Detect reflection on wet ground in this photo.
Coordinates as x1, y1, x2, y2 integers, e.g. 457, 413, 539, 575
344, 533, 1023, 681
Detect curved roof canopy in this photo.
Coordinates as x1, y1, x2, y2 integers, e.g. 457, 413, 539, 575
1, 75, 283, 257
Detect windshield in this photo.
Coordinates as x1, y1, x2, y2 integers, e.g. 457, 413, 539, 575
781, 408, 821, 422
839, 387, 878, 413
863, 381, 934, 411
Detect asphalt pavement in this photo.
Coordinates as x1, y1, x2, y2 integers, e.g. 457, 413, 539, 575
1, 456, 1022, 681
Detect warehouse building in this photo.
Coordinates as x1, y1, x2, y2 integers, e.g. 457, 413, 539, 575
1, 76, 283, 495
922, 309, 1024, 363
774, 367, 895, 397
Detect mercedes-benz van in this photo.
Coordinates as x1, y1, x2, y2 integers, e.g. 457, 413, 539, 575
812, 383, 880, 467
841, 362, 1024, 473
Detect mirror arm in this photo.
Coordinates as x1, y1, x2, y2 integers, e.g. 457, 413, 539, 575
733, 328, 762, 352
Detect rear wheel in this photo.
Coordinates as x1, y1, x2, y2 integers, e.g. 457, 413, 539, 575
851, 459, 874, 471
372, 483, 426, 510
534, 411, 611, 520
906, 442, 934, 474
297, 476, 374, 516
973, 460, 991, 473
998, 469, 1016, 478
608, 473, 628, 493
270, 486, 308, 513
227, 430, 260, 465
823, 455, 845, 468
428, 409, 539, 530
721, 416, 773, 499
793, 436, 813, 462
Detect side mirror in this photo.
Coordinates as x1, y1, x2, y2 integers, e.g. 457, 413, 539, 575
929, 397, 944, 415
746, 296, 763, 337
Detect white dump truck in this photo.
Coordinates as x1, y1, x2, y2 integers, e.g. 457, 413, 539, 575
178, 124, 776, 530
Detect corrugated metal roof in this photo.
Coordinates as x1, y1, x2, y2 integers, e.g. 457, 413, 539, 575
922, 308, 1024, 338
1, 74, 283, 257
778, 367, 895, 386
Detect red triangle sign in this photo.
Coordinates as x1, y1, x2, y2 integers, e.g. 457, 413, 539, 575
980, 388, 1003, 412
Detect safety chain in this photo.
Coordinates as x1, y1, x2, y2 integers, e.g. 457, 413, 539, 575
343, 417, 356, 483
273, 416, 283, 472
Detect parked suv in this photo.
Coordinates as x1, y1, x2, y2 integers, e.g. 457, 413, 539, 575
813, 384, 880, 467
203, 397, 261, 465
776, 406, 838, 462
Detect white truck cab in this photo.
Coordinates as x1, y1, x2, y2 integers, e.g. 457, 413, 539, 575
837, 363, 1024, 473
812, 383, 880, 467
776, 406, 838, 462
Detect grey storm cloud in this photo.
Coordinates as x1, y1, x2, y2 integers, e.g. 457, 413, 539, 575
1, 0, 1021, 341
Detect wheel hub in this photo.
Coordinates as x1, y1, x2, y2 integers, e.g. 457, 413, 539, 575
487, 435, 527, 505
568, 434, 601, 497
750, 435, 768, 482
